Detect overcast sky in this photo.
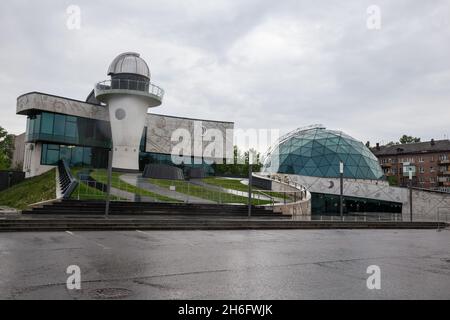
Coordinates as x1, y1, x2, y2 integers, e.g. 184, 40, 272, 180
1, 0, 449, 149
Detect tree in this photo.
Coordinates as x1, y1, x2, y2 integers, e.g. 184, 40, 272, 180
0, 126, 15, 170
399, 135, 421, 144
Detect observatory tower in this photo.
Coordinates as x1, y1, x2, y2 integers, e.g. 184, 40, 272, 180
94, 52, 164, 171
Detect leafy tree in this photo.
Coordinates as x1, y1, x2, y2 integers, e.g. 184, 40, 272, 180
399, 135, 421, 144
212, 145, 262, 177
0, 126, 15, 170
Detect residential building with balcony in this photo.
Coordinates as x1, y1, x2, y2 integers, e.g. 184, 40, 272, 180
371, 139, 450, 192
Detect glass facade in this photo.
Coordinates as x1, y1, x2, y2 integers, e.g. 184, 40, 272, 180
26, 112, 111, 149
263, 127, 384, 180
311, 192, 402, 215
41, 143, 108, 168
27, 112, 214, 174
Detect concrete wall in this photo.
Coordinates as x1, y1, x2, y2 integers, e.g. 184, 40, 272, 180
11, 133, 25, 170
23, 142, 55, 178
274, 173, 450, 222
254, 173, 312, 217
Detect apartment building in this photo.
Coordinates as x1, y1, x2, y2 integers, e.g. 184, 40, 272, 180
371, 139, 450, 192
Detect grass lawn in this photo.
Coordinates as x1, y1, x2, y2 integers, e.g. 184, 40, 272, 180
148, 178, 272, 205
91, 169, 179, 202
202, 177, 291, 200
0, 169, 56, 210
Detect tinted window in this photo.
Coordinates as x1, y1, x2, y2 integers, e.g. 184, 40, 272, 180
41, 113, 54, 134
54, 114, 65, 136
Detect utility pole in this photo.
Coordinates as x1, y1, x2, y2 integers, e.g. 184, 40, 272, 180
340, 161, 344, 221
105, 150, 113, 217
248, 163, 253, 218
409, 169, 413, 222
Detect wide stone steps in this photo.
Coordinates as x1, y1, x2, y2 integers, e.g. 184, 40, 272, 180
0, 219, 445, 232
22, 200, 279, 217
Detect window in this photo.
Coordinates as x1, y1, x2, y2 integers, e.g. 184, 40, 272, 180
71, 147, 84, 167
83, 147, 92, 166
53, 114, 65, 136
26, 112, 111, 149
40, 143, 107, 167
41, 144, 60, 165
419, 167, 425, 174
41, 113, 54, 135
65, 116, 78, 138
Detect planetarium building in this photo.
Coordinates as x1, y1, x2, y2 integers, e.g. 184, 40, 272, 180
16, 52, 233, 177
261, 126, 403, 215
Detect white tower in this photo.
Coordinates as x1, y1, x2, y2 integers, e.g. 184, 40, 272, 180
94, 52, 164, 171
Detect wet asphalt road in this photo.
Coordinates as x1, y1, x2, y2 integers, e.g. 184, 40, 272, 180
0, 229, 449, 299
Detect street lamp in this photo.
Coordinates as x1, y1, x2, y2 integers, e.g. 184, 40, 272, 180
340, 161, 344, 221
409, 168, 413, 222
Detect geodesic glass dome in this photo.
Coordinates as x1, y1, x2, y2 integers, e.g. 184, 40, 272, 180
262, 126, 383, 180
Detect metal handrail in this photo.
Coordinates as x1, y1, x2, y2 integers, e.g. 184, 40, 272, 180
95, 79, 165, 99
58, 160, 78, 199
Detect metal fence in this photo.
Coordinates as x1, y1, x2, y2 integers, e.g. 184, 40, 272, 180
72, 171, 305, 206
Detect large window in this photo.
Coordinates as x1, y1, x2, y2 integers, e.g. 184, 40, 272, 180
41, 143, 108, 168
41, 113, 53, 134
26, 112, 111, 148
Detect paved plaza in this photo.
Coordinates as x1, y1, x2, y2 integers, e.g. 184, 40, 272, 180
0, 229, 449, 299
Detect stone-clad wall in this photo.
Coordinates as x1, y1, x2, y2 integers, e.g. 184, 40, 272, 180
284, 174, 450, 222
17, 92, 109, 121
146, 113, 234, 157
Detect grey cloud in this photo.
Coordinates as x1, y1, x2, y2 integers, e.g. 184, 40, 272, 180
0, 0, 449, 149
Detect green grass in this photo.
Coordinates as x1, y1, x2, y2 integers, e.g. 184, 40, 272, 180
0, 169, 56, 210
91, 170, 179, 202
148, 178, 272, 205
202, 177, 290, 200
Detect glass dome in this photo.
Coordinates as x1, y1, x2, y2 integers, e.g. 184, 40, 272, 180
262, 126, 383, 180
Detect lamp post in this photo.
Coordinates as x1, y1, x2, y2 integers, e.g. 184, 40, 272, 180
339, 161, 344, 221
105, 150, 113, 217
409, 168, 413, 222
248, 163, 253, 218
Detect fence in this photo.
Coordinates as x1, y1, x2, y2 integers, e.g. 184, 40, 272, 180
72, 170, 305, 207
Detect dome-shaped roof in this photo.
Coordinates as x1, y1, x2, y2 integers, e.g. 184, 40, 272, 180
262, 126, 383, 180
107, 52, 150, 79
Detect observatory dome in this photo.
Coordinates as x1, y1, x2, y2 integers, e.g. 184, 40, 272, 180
107, 52, 151, 79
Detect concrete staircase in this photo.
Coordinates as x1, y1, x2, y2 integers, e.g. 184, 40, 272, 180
0, 200, 445, 232
21, 199, 284, 218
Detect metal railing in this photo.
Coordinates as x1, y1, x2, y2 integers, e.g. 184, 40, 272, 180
72, 172, 305, 206
94, 79, 164, 99
57, 160, 78, 199
291, 213, 403, 222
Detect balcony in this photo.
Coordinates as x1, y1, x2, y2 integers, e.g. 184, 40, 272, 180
380, 163, 392, 168
94, 79, 164, 107
437, 171, 450, 176
438, 159, 450, 165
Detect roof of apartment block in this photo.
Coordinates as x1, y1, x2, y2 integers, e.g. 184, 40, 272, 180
372, 139, 450, 156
